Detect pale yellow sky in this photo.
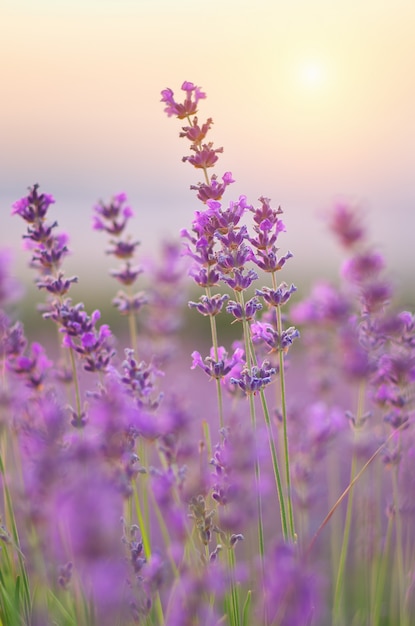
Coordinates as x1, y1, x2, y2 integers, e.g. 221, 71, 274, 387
1, 0, 414, 295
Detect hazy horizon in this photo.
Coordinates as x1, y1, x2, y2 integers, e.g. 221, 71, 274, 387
2, 0, 414, 299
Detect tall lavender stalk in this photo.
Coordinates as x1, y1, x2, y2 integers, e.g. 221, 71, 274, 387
161, 83, 299, 547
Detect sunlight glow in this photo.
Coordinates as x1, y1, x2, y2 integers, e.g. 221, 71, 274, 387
299, 60, 327, 90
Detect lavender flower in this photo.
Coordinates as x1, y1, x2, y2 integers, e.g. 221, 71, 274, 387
191, 346, 244, 381
226, 296, 262, 322
188, 293, 229, 317
257, 542, 322, 625
161, 81, 206, 118
251, 321, 300, 354
230, 361, 277, 394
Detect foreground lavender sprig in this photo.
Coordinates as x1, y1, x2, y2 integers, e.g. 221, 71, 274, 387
161, 82, 299, 555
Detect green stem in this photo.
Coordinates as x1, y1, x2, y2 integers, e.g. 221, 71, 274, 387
128, 307, 138, 355
258, 387, 289, 541
249, 393, 266, 561
245, 325, 289, 541
371, 511, 393, 625
67, 345, 82, 419
275, 303, 296, 542
332, 450, 357, 624
306, 420, 410, 558
391, 456, 408, 626
333, 381, 366, 624
204, 285, 225, 430
132, 482, 165, 626
227, 546, 241, 626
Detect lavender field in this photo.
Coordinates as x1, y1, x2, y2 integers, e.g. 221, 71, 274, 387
1, 81, 414, 625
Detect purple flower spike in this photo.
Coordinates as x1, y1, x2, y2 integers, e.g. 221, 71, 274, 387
188, 293, 229, 317
183, 143, 224, 170
253, 249, 293, 273
290, 282, 350, 325
36, 272, 78, 296
258, 542, 321, 625
63, 324, 114, 373
110, 263, 143, 286
251, 321, 300, 354
230, 361, 277, 394
29, 233, 70, 272
189, 266, 220, 288
250, 196, 283, 227
179, 116, 213, 143
226, 296, 262, 321
191, 346, 244, 381
221, 268, 258, 292
256, 283, 297, 307
106, 239, 140, 260
112, 291, 147, 315
191, 172, 235, 203
341, 251, 385, 284
216, 244, 254, 273
216, 224, 249, 249
161, 81, 206, 119
0, 250, 23, 306
1, 319, 27, 358
8, 341, 53, 389
93, 193, 133, 236
328, 200, 366, 249
12, 184, 55, 222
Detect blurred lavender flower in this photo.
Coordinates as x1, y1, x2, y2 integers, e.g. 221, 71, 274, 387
12, 185, 73, 294
0, 249, 23, 306
210, 425, 257, 532
93, 192, 147, 321
52, 467, 130, 625
327, 200, 366, 249
141, 240, 189, 363
257, 542, 322, 625
7, 341, 53, 390
45, 300, 115, 373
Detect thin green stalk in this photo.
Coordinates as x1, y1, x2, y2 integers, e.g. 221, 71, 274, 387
241, 590, 252, 626
228, 547, 241, 626
370, 511, 393, 625
206, 285, 224, 430
333, 381, 366, 624
391, 458, 408, 626
128, 307, 138, 355
305, 419, 410, 559
133, 482, 151, 560
0, 445, 31, 622
138, 439, 150, 529
67, 345, 82, 420
275, 303, 296, 542
132, 485, 165, 626
246, 330, 289, 541
327, 446, 343, 595
257, 387, 289, 541
332, 451, 357, 624
249, 393, 265, 561
237, 292, 266, 561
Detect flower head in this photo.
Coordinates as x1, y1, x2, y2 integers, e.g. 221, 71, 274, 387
161, 81, 206, 119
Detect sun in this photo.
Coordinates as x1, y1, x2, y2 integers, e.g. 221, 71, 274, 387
298, 60, 328, 90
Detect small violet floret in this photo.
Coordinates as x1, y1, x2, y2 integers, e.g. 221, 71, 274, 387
191, 347, 244, 381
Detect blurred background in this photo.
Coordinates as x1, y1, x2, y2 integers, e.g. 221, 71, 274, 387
2, 0, 415, 310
